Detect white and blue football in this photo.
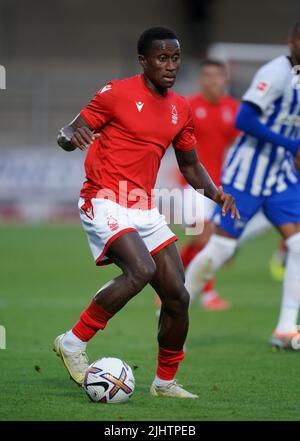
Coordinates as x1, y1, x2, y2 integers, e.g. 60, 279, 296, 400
83, 357, 135, 404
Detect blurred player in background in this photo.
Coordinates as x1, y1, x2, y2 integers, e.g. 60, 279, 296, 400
186, 23, 300, 349
54, 27, 238, 398
180, 59, 240, 310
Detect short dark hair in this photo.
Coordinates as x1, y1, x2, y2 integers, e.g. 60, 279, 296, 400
137, 27, 178, 55
289, 22, 300, 38
200, 59, 226, 70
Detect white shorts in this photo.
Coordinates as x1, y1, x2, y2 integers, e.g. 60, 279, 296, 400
79, 197, 177, 266
182, 185, 217, 226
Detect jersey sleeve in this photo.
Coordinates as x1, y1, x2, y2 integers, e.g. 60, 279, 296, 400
172, 105, 196, 151
242, 60, 286, 113
80, 82, 116, 130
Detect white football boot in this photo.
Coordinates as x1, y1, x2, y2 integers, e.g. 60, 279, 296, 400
270, 331, 300, 350
53, 333, 89, 385
150, 380, 198, 399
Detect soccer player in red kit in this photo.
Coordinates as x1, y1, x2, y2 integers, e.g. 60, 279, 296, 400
55, 27, 239, 398
180, 60, 240, 310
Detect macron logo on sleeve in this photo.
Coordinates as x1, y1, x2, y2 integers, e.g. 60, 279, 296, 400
99, 84, 112, 94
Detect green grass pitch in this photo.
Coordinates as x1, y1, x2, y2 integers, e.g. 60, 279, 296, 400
0, 223, 299, 421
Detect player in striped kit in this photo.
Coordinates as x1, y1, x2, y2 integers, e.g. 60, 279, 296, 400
186, 23, 300, 349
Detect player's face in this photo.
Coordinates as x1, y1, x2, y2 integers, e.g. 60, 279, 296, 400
199, 65, 227, 101
139, 39, 181, 91
289, 28, 300, 64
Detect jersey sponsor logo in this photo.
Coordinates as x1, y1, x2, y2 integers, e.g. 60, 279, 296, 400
107, 213, 119, 231
99, 84, 112, 94
135, 101, 144, 112
277, 114, 300, 127
171, 104, 178, 125
255, 81, 270, 95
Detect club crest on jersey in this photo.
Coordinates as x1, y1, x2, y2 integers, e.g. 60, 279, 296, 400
195, 107, 207, 119
106, 213, 119, 231
136, 101, 144, 112
222, 107, 233, 123
171, 104, 178, 125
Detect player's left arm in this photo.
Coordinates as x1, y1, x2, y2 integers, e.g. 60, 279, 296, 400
175, 148, 240, 219
236, 102, 300, 156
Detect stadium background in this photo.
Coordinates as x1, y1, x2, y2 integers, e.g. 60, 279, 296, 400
1, 0, 300, 421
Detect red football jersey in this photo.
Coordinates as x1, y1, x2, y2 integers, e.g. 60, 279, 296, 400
80, 74, 196, 208
187, 94, 240, 185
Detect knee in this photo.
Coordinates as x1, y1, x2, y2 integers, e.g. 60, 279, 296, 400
176, 290, 190, 313
126, 258, 156, 292
163, 286, 190, 317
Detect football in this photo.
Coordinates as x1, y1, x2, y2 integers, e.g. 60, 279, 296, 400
83, 357, 135, 404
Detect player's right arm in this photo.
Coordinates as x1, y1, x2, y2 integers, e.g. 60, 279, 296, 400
57, 81, 115, 152
57, 115, 100, 152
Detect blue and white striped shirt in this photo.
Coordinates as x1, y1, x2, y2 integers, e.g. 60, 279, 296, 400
223, 55, 300, 196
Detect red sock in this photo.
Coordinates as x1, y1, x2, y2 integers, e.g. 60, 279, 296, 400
202, 278, 216, 294
72, 299, 113, 342
180, 243, 204, 269
156, 346, 185, 381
